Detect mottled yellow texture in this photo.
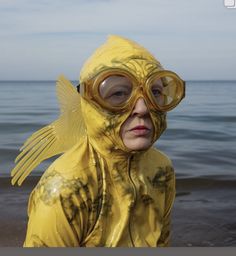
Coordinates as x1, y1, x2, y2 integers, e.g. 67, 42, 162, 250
14, 35, 180, 247
24, 137, 175, 247
80, 35, 162, 84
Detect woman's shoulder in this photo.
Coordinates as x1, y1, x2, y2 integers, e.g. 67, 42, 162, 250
144, 147, 173, 167
30, 139, 97, 204
44, 137, 95, 178
33, 168, 91, 204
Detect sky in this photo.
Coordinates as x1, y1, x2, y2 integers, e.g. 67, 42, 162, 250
0, 0, 236, 81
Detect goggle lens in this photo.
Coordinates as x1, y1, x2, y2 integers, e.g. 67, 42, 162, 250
92, 71, 184, 111
150, 75, 183, 108
99, 75, 132, 106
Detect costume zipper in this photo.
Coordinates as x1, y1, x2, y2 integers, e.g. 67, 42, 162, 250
127, 155, 137, 247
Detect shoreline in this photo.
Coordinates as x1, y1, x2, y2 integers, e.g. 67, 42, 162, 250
0, 176, 236, 246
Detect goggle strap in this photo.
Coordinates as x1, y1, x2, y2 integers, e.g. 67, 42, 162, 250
77, 84, 80, 93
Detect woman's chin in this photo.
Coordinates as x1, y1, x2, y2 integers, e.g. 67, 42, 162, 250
123, 137, 153, 151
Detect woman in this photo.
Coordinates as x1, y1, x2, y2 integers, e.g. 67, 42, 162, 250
11, 35, 185, 247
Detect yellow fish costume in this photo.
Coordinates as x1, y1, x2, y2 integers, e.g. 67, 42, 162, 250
11, 35, 185, 247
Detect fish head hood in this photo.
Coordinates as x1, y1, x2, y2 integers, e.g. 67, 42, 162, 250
79, 35, 167, 157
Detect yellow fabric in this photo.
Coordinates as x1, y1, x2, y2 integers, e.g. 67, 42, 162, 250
80, 35, 167, 155
19, 35, 179, 247
80, 35, 162, 84
24, 136, 175, 247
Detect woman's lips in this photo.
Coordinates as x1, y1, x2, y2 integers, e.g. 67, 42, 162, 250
129, 125, 151, 136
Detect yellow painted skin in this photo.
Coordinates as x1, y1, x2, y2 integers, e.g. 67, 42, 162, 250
21, 35, 180, 247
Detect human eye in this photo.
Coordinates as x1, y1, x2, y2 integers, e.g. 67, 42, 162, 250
110, 88, 129, 98
105, 87, 131, 105
151, 86, 162, 98
99, 75, 132, 106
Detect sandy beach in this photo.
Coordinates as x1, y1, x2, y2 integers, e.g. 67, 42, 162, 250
0, 176, 236, 247
172, 177, 236, 246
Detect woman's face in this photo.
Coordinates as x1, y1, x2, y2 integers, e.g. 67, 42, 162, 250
120, 98, 154, 151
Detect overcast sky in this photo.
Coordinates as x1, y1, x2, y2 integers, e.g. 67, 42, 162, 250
0, 0, 236, 80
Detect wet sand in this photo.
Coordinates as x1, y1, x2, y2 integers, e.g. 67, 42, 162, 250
172, 177, 236, 246
0, 176, 236, 247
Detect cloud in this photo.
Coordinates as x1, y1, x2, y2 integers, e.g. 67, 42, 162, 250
0, 0, 236, 79
0, 0, 232, 36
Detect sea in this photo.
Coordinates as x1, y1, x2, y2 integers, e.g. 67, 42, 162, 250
0, 80, 236, 181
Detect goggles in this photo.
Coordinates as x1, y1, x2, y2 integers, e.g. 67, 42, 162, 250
81, 69, 185, 113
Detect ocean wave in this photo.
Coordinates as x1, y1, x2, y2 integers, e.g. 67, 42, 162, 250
163, 128, 233, 141
0, 111, 57, 116
0, 122, 47, 133
172, 115, 236, 123
1, 80, 236, 180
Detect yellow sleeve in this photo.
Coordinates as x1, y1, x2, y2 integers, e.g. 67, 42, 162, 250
23, 188, 82, 247
156, 165, 176, 247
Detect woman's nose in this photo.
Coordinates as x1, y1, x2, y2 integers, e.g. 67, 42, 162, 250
131, 97, 149, 116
